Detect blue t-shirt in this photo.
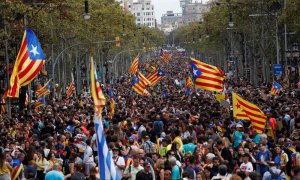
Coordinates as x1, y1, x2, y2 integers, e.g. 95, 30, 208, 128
256, 150, 270, 174
45, 170, 64, 180
233, 131, 244, 148
171, 166, 181, 180
182, 143, 196, 154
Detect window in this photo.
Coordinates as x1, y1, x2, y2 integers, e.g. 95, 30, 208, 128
137, 18, 140, 21
146, 8, 149, 10
146, 3, 150, 5
142, 8, 144, 10
137, 12, 140, 16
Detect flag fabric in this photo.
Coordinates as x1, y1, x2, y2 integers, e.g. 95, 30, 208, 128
91, 57, 119, 180
34, 96, 45, 110
184, 76, 193, 95
232, 92, 267, 134
36, 80, 51, 99
271, 81, 283, 95
66, 81, 75, 98
132, 72, 151, 96
191, 57, 224, 92
129, 54, 139, 74
159, 49, 169, 63
94, 114, 120, 180
7, 27, 46, 98
109, 86, 115, 119
90, 57, 106, 116
146, 68, 165, 87
11, 163, 24, 180
1, 92, 7, 113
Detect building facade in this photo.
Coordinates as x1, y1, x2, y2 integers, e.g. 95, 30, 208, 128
182, 1, 210, 25
118, 0, 156, 28
160, 11, 183, 34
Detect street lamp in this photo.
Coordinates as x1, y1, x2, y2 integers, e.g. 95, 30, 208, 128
84, 0, 90, 20
228, 13, 234, 28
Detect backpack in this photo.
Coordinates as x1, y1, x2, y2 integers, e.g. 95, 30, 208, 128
269, 170, 283, 180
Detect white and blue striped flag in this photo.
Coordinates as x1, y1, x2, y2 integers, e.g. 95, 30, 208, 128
94, 114, 120, 180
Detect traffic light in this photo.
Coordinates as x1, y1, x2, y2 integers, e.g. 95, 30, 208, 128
115, 36, 121, 47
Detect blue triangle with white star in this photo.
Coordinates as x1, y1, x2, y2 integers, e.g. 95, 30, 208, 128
191, 62, 201, 80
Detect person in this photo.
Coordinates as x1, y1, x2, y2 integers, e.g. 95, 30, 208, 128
169, 156, 181, 180
123, 155, 144, 180
214, 140, 233, 169
35, 149, 48, 180
136, 161, 153, 180
183, 155, 196, 180
233, 124, 244, 149
45, 162, 64, 180
83, 139, 95, 176
239, 153, 253, 178
70, 163, 85, 180
211, 164, 232, 180
112, 147, 125, 178
181, 137, 196, 155
0, 149, 12, 180
262, 161, 286, 180
256, 144, 270, 175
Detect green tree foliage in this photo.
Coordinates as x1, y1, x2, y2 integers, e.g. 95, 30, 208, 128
0, 0, 164, 61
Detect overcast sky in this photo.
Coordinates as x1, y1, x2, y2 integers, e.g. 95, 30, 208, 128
152, 0, 209, 23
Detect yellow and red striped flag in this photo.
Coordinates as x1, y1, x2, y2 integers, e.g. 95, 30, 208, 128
159, 49, 169, 63
11, 163, 23, 180
129, 54, 139, 75
7, 27, 45, 98
183, 76, 193, 91
270, 81, 283, 95
146, 68, 165, 87
191, 57, 224, 92
90, 57, 106, 116
67, 81, 75, 98
132, 71, 151, 96
36, 80, 50, 99
232, 92, 267, 134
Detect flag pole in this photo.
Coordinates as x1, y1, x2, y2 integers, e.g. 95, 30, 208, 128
4, 20, 11, 117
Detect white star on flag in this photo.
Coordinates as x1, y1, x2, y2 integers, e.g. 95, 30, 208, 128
30, 44, 40, 56
193, 68, 198, 76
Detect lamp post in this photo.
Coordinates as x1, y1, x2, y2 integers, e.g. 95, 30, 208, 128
84, 0, 90, 20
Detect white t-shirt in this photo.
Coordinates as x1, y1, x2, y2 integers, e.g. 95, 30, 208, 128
83, 146, 94, 164
240, 162, 253, 172
113, 156, 125, 178
92, 134, 97, 151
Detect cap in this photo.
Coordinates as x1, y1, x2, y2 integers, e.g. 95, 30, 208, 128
206, 153, 215, 160
143, 162, 151, 167
236, 123, 243, 128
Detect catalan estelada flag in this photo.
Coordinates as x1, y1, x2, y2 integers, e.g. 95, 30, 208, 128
146, 68, 165, 87
90, 57, 106, 116
129, 54, 139, 75
270, 81, 283, 95
232, 92, 267, 134
11, 163, 23, 180
36, 80, 51, 99
159, 49, 169, 63
183, 76, 193, 95
132, 72, 151, 96
7, 27, 45, 98
34, 96, 45, 110
66, 81, 75, 98
191, 57, 224, 92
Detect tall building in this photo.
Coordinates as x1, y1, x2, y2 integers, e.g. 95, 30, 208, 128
182, 0, 210, 25
120, 0, 156, 28
161, 11, 183, 34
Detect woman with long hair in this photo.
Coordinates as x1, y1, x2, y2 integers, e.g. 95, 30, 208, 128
0, 148, 12, 180
35, 149, 48, 179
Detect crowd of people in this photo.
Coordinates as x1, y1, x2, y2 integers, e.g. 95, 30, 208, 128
0, 52, 300, 180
